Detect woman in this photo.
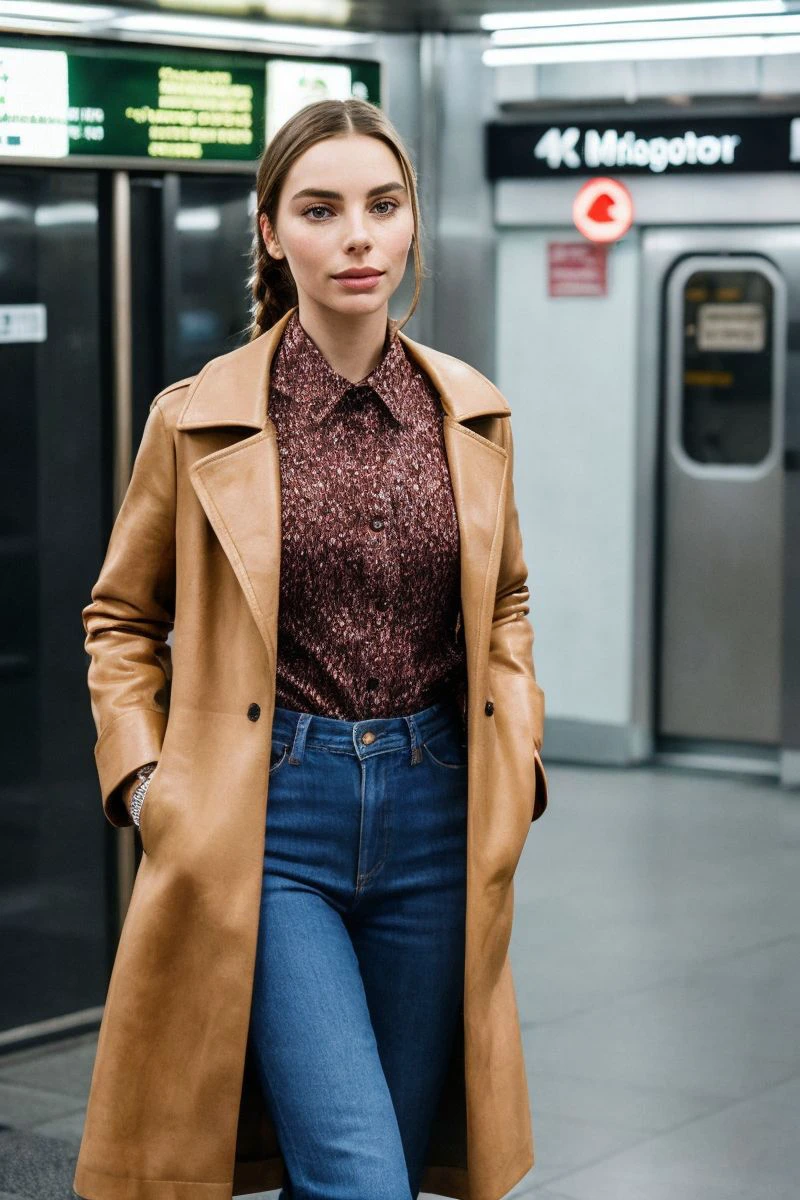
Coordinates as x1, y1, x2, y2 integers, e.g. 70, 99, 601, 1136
73, 99, 548, 1200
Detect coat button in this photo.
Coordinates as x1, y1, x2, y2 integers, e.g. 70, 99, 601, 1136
247, 703, 261, 721
484, 700, 494, 716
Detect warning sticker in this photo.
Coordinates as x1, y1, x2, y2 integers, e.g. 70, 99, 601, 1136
0, 304, 47, 344
697, 303, 766, 352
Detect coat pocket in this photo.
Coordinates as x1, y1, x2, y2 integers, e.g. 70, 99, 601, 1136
532, 747, 549, 823
486, 665, 548, 827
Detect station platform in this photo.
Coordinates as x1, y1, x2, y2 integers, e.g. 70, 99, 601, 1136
0, 761, 797, 1199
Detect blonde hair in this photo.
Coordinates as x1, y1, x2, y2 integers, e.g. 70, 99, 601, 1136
247, 98, 426, 341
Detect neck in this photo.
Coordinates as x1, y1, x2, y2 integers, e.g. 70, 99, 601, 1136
294, 300, 391, 385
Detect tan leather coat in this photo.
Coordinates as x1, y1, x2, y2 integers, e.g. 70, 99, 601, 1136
73, 304, 549, 1200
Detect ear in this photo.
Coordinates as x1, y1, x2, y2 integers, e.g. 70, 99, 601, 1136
260, 212, 282, 259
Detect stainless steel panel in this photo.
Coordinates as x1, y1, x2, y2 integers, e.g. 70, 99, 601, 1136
659, 250, 786, 744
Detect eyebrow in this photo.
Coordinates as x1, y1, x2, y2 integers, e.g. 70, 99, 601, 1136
290, 181, 408, 202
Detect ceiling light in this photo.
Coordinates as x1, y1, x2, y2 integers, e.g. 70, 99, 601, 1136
484, 32, 800, 63
481, 1, 789, 30
491, 12, 800, 44
111, 13, 372, 44
0, 1, 116, 20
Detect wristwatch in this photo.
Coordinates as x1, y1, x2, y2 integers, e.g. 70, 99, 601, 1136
129, 761, 158, 829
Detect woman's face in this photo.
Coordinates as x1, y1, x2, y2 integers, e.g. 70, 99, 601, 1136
260, 133, 415, 317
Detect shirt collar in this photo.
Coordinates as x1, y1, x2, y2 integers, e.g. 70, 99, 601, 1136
270, 308, 413, 426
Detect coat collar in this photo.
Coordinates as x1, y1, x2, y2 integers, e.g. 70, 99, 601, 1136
176, 305, 510, 431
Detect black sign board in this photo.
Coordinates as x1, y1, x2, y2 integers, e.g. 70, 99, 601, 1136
487, 115, 800, 178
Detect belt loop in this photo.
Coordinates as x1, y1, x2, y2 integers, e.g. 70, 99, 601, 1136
403, 713, 424, 766
289, 712, 311, 764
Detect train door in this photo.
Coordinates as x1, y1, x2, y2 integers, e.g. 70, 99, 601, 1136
0, 163, 254, 1043
645, 227, 800, 752
0, 166, 109, 1036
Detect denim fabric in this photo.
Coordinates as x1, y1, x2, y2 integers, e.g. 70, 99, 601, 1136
247, 698, 469, 1200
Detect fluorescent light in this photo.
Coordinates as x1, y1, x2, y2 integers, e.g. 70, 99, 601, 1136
35, 202, 98, 226
111, 13, 373, 44
484, 32, 800, 63
257, 0, 351, 20
491, 12, 800, 44
0, 1, 116, 19
481, 1, 789, 30
176, 207, 221, 233
0, 15, 81, 30
0, 200, 32, 221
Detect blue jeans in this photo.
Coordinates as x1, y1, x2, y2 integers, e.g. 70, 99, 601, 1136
247, 698, 469, 1200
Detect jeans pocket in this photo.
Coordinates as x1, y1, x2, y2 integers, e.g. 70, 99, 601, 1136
421, 724, 468, 770
268, 740, 290, 777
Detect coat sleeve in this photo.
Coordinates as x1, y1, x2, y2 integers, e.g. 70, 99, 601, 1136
81, 398, 176, 829
489, 414, 549, 822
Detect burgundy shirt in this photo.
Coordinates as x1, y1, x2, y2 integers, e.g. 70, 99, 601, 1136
268, 309, 467, 724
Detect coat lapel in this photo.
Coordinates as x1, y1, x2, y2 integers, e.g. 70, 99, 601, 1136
178, 306, 511, 679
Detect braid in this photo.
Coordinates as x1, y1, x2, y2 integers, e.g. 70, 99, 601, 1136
247, 222, 297, 342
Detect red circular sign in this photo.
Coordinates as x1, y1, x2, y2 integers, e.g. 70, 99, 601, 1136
572, 177, 634, 243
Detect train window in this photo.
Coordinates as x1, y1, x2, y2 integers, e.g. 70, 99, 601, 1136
681, 269, 773, 466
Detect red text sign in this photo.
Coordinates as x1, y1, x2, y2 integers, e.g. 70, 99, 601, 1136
548, 242, 608, 297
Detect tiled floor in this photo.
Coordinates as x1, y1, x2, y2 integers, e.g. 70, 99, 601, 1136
1, 761, 798, 1199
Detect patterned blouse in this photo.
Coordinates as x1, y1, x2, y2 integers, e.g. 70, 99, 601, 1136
268, 308, 468, 726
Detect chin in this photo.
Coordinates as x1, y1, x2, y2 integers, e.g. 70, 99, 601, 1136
325, 291, 388, 313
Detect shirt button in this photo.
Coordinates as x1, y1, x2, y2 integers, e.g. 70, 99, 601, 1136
370, 516, 385, 531
248, 702, 261, 721
484, 700, 494, 716
375, 598, 387, 611
366, 677, 379, 690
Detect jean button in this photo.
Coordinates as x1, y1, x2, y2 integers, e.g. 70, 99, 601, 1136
361, 730, 376, 745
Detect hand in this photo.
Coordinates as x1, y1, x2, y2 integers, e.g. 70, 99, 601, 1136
121, 770, 141, 820
121, 763, 156, 822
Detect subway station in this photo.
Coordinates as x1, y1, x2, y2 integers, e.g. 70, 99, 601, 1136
0, 2, 798, 1198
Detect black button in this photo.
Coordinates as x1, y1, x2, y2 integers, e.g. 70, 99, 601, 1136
484, 700, 494, 716
370, 516, 385, 531
247, 703, 261, 721
366, 677, 379, 690
375, 598, 387, 611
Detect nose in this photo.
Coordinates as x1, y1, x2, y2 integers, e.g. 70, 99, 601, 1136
344, 221, 372, 251
345, 237, 372, 255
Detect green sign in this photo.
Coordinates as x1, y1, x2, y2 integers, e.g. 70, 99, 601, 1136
0, 38, 381, 164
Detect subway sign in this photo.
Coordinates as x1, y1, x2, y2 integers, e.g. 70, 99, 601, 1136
0, 37, 380, 164
487, 115, 800, 178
